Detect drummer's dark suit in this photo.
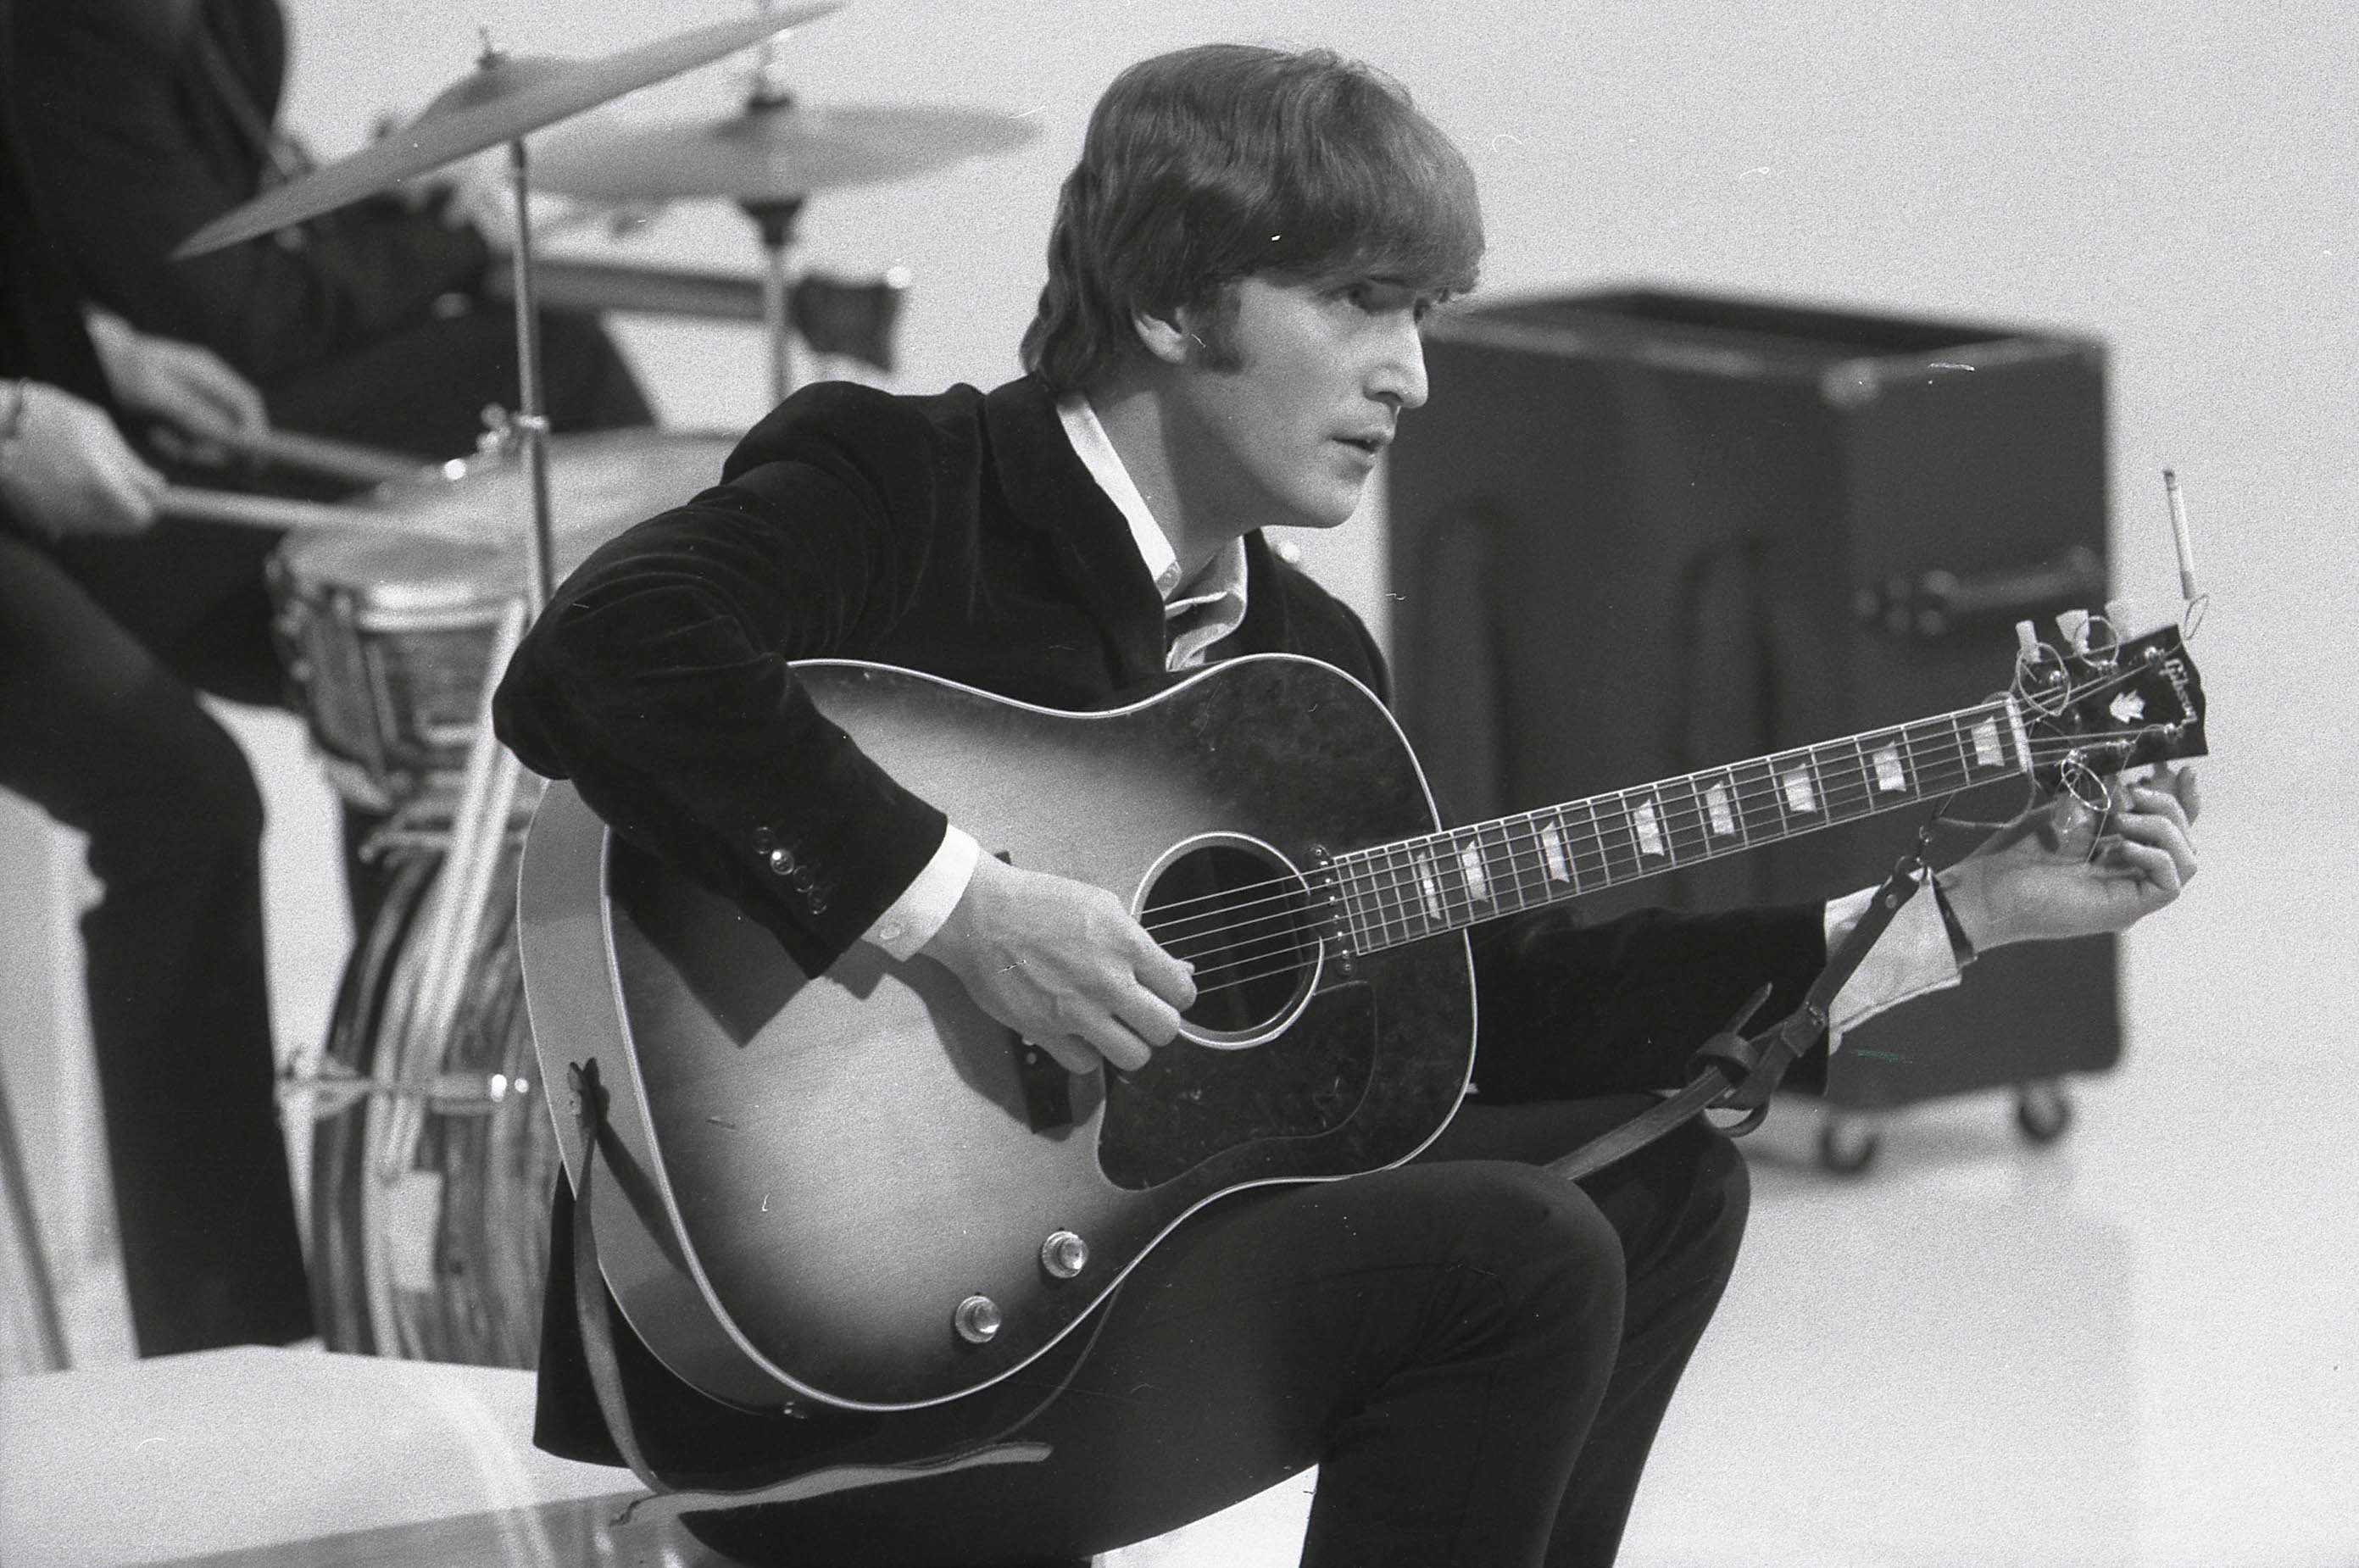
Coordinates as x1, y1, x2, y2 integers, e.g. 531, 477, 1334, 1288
494, 375, 1829, 1566
8, 0, 651, 466
0, 8, 309, 1358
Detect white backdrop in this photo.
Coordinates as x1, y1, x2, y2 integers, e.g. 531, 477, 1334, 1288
275, 0, 2351, 1065
3, 0, 2352, 1348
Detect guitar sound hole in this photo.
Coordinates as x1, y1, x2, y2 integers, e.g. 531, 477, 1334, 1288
1138, 837, 1318, 1047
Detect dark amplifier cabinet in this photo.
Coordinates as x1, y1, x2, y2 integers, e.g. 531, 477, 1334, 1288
1386, 289, 2120, 1148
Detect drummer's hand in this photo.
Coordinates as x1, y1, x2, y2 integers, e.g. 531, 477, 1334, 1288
0, 382, 163, 540
85, 310, 269, 446
921, 854, 1198, 1076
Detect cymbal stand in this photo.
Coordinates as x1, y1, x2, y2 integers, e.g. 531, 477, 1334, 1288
366, 40, 559, 1321
743, 193, 809, 404
505, 129, 558, 614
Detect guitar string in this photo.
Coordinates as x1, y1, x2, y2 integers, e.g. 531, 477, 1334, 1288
1141, 718, 2168, 953
1154, 726, 2185, 994
1151, 722, 2176, 984
1196, 753, 2173, 1003
1141, 712, 2018, 936
1136, 663, 2168, 930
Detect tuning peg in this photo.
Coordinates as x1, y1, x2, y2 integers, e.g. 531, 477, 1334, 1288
2015, 620, 2040, 659
2054, 609, 2090, 652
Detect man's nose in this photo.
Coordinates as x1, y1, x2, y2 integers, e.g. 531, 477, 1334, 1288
1369, 315, 1429, 412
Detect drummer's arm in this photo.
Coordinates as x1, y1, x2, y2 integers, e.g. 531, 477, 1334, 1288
83, 311, 270, 446
493, 425, 948, 977
11, 20, 488, 381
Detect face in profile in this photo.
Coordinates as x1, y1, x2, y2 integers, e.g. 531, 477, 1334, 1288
1163, 273, 1437, 533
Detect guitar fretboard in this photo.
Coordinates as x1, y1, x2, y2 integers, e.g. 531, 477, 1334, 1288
1327, 698, 2028, 954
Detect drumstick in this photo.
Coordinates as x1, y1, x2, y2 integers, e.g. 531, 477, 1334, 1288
156, 485, 474, 537
216, 427, 431, 487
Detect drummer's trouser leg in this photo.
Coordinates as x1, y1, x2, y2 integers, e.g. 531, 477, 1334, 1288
259, 305, 656, 463
0, 532, 313, 1355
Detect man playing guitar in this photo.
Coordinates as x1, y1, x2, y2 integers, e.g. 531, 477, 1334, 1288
493, 43, 2198, 1568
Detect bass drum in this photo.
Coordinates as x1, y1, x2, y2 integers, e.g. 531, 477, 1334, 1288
309, 835, 555, 1366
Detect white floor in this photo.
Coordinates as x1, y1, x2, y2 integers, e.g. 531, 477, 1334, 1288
12, 1048, 2352, 1567
1096, 1053, 2359, 1568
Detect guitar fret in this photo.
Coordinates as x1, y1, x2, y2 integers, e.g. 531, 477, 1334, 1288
1733, 759, 1780, 840
1349, 848, 1377, 948
1343, 698, 2045, 949
1350, 851, 1389, 950
1659, 775, 1711, 864
1375, 843, 1416, 946
1817, 739, 1867, 822
1933, 715, 1976, 793
1591, 794, 1643, 885
1490, 819, 1537, 913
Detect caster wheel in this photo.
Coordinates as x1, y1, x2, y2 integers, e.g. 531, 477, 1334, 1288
2015, 1080, 2073, 1144
1817, 1115, 1881, 1175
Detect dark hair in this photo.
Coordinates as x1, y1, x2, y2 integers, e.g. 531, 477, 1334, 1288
1020, 44, 1484, 392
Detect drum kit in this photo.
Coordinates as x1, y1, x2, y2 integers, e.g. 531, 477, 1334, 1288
170, 1, 1040, 1365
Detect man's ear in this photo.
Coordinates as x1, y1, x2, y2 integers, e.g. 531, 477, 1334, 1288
1131, 307, 1194, 367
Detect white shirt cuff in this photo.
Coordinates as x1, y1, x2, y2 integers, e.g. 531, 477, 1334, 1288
1822, 880, 1963, 1048
860, 826, 982, 960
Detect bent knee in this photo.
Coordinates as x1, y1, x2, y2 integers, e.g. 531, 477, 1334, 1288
1439, 1163, 1627, 1326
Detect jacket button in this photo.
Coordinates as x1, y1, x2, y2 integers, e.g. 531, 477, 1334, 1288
767, 847, 798, 876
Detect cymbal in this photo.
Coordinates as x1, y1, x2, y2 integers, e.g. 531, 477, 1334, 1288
530, 99, 1040, 205
174, 3, 847, 259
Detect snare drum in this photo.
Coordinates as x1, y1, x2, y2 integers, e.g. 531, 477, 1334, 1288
270, 430, 736, 808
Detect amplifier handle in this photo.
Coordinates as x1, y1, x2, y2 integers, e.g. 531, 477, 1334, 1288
1855, 545, 2105, 637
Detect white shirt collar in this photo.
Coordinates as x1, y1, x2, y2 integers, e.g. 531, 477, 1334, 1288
1055, 392, 1249, 611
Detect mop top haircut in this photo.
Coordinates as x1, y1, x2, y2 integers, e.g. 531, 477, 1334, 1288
1021, 43, 1486, 392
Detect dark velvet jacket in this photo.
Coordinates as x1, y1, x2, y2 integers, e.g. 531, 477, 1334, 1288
493, 373, 1828, 1471
8, 0, 491, 384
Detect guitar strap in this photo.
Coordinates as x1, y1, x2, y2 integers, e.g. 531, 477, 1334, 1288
564, 1063, 1054, 1528
1546, 821, 1939, 1183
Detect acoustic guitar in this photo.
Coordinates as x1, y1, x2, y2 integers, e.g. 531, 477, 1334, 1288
516, 627, 2205, 1414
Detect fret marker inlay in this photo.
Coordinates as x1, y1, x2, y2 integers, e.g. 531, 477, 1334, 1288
1971, 718, 2003, 768
1414, 853, 1445, 922
1705, 782, 1738, 837
1632, 800, 1666, 858
1540, 822, 1572, 882
1781, 768, 1818, 815
1872, 746, 1906, 792
1459, 844, 1489, 903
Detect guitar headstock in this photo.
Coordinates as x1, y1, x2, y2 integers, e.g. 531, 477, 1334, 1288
2016, 620, 2208, 792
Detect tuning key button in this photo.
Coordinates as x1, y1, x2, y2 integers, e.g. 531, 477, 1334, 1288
1041, 1231, 1089, 1280
953, 1294, 1002, 1345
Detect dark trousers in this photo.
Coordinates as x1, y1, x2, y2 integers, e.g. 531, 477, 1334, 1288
260, 305, 654, 467
0, 525, 310, 1354
0, 307, 647, 1351
672, 1100, 1747, 1568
